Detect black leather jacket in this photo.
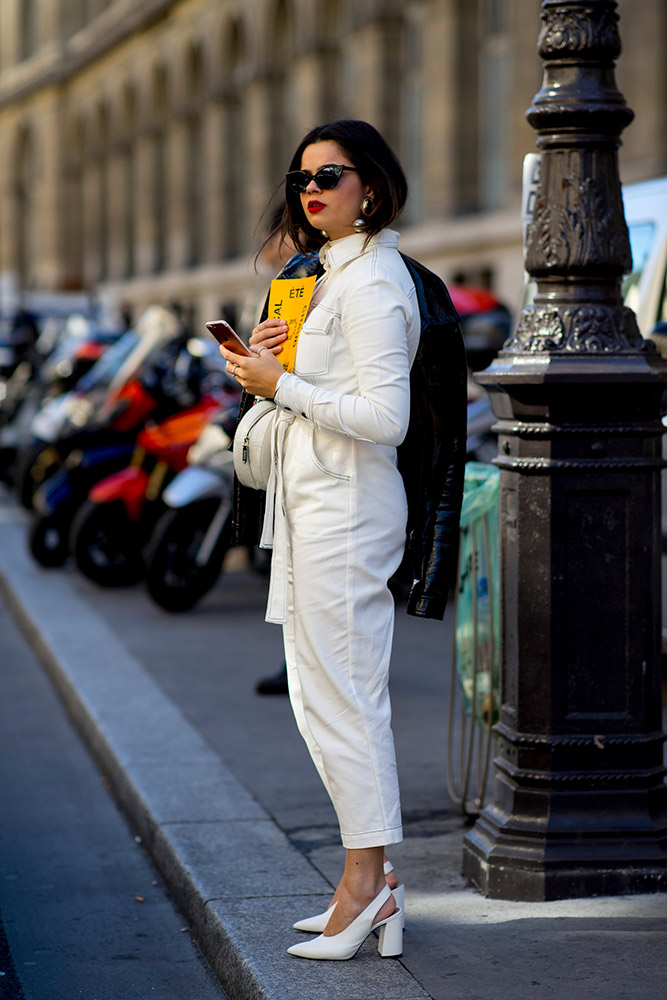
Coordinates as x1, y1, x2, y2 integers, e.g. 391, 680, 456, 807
232, 251, 467, 621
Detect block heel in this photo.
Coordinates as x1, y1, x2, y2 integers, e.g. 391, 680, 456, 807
377, 908, 403, 957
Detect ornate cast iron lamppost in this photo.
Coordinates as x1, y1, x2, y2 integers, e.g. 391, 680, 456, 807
463, 0, 667, 900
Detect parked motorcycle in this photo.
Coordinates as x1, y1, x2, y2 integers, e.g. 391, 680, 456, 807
0, 316, 121, 485
465, 379, 497, 464
450, 284, 511, 462
12, 323, 148, 507
22, 310, 177, 565
69, 396, 223, 587
143, 406, 238, 612
0, 309, 40, 382
27, 381, 157, 566
449, 285, 512, 373
27, 308, 234, 568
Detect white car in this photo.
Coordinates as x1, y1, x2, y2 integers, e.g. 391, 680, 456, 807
620, 177, 667, 654
622, 175, 667, 349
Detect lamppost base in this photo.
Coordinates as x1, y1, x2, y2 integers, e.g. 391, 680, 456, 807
464, 354, 667, 902
463, 805, 667, 901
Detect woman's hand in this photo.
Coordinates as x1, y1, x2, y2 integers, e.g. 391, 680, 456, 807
249, 318, 288, 355
220, 341, 285, 399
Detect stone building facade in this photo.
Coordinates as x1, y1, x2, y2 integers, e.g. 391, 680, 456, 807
0, 0, 665, 329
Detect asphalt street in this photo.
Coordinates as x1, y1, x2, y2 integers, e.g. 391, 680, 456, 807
0, 589, 228, 1000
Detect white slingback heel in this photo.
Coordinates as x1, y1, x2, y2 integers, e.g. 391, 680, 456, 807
383, 860, 405, 925
287, 884, 402, 961
292, 860, 405, 933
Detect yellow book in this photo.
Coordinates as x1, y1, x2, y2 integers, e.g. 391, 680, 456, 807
268, 275, 318, 373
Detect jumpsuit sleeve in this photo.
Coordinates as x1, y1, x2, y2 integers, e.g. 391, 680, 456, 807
273, 275, 413, 447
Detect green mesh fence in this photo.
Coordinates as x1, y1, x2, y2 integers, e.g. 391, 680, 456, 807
454, 462, 500, 725
447, 461, 500, 815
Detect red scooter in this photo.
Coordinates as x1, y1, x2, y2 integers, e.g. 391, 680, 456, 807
69, 397, 221, 587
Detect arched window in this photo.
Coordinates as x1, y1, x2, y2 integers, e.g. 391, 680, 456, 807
62, 115, 85, 289
400, 13, 422, 224
222, 18, 246, 258
454, 0, 480, 214
320, 0, 343, 121
478, 0, 510, 209
151, 65, 168, 273
121, 86, 136, 278
20, 0, 38, 60
268, 0, 292, 177
185, 44, 204, 267
96, 103, 110, 281
14, 126, 35, 288
61, 0, 86, 38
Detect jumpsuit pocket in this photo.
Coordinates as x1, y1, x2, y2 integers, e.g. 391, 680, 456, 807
310, 427, 352, 481
294, 313, 334, 376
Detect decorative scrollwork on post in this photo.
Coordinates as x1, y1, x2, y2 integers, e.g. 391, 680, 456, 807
526, 169, 631, 275
538, 4, 620, 58
506, 305, 653, 354
508, 0, 642, 357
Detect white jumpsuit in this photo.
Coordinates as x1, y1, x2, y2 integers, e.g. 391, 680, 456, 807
263, 229, 420, 849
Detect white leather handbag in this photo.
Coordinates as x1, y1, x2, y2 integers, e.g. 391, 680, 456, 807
232, 399, 276, 491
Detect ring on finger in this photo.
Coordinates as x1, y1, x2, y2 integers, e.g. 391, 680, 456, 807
257, 345, 267, 355
232, 363, 239, 376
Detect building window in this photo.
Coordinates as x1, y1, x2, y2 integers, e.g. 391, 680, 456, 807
122, 87, 136, 278
478, 0, 510, 210
185, 45, 204, 268
222, 19, 245, 259
483, 0, 507, 36
401, 14, 423, 224
20, 0, 38, 61
151, 65, 168, 274
63, 117, 85, 290
319, 0, 342, 122
96, 104, 110, 281
14, 126, 35, 287
268, 0, 292, 179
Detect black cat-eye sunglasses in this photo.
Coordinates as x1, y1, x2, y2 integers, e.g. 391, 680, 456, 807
285, 164, 358, 194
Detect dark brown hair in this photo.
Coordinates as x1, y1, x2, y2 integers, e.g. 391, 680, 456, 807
267, 119, 408, 257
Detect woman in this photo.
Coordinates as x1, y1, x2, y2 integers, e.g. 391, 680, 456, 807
220, 120, 419, 961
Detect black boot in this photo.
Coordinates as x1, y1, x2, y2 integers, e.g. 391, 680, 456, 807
255, 663, 289, 695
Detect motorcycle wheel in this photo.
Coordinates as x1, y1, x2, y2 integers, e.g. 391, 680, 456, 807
71, 499, 144, 587
28, 515, 69, 568
144, 501, 231, 612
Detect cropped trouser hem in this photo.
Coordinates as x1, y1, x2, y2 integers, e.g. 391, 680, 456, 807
341, 825, 404, 850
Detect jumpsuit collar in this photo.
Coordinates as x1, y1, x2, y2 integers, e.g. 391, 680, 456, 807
319, 229, 400, 273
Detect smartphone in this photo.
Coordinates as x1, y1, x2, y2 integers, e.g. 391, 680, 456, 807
205, 319, 253, 357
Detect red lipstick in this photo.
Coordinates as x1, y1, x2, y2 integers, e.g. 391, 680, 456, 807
307, 201, 325, 214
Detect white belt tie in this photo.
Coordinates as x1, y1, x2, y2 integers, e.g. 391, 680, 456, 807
262, 411, 295, 624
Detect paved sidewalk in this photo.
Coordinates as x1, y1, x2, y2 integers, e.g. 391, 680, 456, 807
0, 490, 665, 1000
